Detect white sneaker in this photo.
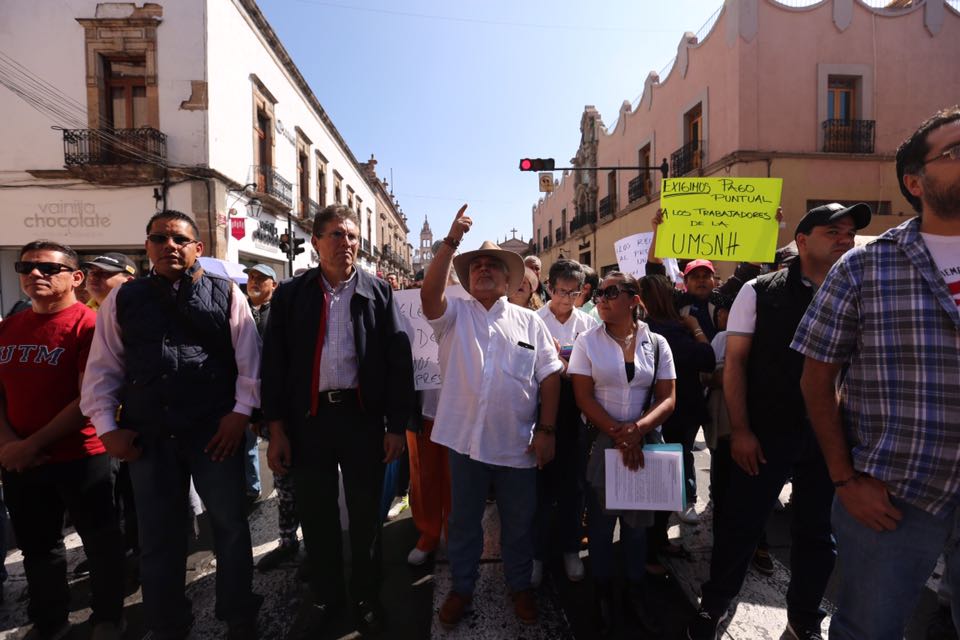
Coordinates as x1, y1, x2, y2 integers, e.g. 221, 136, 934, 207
563, 552, 585, 582
387, 495, 409, 519
677, 503, 700, 525
531, 559, 543, 588
407, 546, 431, 566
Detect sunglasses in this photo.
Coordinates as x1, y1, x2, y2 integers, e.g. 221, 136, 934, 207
595, 284, 637, 300
14, 261, 77, 276
147, 233, 198, 247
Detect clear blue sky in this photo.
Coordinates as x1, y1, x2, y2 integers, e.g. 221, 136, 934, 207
257, 0, 723, 248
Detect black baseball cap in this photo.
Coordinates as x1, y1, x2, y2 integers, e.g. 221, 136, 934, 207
795, 203, 871, 237
81, 253, 138, 276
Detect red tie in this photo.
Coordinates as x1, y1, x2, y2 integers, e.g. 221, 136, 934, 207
309, 285, 330, 417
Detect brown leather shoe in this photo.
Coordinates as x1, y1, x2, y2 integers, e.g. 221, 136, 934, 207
438, 591, 472, 629
512, 589, 538, 625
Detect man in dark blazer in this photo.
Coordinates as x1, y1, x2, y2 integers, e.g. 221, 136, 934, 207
261, 204, 414, 637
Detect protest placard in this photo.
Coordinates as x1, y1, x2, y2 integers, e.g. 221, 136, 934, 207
393, 285, 468, 390
615, 232, 682, 283
655, 177, 782, 263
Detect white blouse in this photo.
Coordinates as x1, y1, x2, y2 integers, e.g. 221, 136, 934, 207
567, 322, 676, 423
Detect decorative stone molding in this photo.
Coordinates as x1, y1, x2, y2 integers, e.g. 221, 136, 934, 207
179, 80, 207, 111
926, 0, 944, 36
725, 0, 758, 45
833, 0, 854, 32
677, 32, 697, 78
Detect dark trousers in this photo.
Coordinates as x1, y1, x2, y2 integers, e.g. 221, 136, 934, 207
3, 454, 124, 631
661, 415, 699, 503
114, 460, 139, 552
291, 405, 385, 607
128, 430, 258, 637
700, 427, 836, 628
711, 438, 768, 550
535, 414, 584, 558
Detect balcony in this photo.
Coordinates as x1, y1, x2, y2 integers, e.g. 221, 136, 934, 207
307, 198, 321, 218
62, 127, 167, 166
569, 211, 597, 234
822, 119, 875, 154
554, 227, 566, 243
361, 238, 371, 255
252, 166, 293, 207
628, 175, 649, 203
671, 140, 703, 177
543, 236, 552, 250
598, 195, 617, 219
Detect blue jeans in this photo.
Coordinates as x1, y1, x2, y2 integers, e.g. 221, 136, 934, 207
829, 496, 960, 639
585, 483, 648, 585
447, 450, 536, 595
129, 430, 259, 636
243, 429, 261, 497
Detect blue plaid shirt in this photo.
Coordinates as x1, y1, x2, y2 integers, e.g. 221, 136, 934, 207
791, 217, 960, 517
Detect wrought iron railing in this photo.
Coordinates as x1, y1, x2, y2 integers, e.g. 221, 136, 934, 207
555, 227, 565, 242
671, 140, 703, 177
822, 119, 875, 154
629, 175, 649, 202
253, 166, 293, 206
362, 238, 371, 254
598, 195, 616, 218
569, 211, 597, 234
306, 198, 320, 217
62, 127, 167, 166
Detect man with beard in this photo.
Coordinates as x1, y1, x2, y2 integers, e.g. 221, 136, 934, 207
688, 200, 871, 640
793, 105, 960, 639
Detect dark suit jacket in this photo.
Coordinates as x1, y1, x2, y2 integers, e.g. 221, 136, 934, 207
260, 266, 415, 436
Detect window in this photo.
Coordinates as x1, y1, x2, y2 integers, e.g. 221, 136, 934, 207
103, 57, 148, 129
685, 103, 702, 170
607, 171, 617, 208
316, 153, 327, 207
639, 144, 652, 195
579, 251, 591, 267
548, 219, 553, 240
253, 108, 272, 191
334, 172, 343, 204
537, 228, 542, 250
297, 148, 310, 217
828, 77, 856, 121
561, 209, 567, 233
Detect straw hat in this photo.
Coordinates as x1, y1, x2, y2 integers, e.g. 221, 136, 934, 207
452, 240, 526, 295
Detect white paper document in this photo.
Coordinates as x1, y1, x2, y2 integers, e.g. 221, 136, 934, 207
604, 446, 685, 511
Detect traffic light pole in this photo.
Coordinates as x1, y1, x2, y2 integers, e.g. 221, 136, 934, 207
285, 214, 294, 276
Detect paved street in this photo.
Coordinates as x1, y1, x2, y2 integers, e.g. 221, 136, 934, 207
0, 437, 948, 639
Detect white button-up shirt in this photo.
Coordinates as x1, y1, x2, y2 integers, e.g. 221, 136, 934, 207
536, 305, 598, 346
567, 322, 675, 423
429, 296, 563, 468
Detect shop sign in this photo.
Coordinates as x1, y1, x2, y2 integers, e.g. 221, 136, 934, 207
253, 219, 280, 251
230, 217, 246, 241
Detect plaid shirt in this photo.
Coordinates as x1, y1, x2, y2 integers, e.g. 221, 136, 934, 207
791, 217, 960, 517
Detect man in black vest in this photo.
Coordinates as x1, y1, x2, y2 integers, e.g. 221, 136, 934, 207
81, 210, 262, 640
687, 203, 871, 640
261, 204, 414, 637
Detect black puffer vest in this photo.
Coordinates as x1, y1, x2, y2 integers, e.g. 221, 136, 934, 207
745, 260, 814, 434
115, 264, 237, 434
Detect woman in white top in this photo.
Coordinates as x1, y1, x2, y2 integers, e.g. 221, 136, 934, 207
568, 271, 676, 637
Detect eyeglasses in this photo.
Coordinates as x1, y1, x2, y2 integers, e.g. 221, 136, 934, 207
147, 233, 198, 247
923, 144, 960, 166
595, 284, 636, 300
14, 261, 76, 276
551, 288, 581, 299
316, 230, 360, 245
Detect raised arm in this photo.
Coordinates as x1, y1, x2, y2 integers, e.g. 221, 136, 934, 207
422, 204, 471, 320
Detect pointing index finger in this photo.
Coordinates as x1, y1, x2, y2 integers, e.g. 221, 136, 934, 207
456, 204, 468, 218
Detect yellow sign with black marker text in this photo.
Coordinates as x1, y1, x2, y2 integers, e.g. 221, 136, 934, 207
655, 178, 782, 263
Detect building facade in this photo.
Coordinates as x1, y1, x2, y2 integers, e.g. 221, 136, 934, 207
531, 0, 960, 277
360, 155, 414, 280
0, 0, 410, 311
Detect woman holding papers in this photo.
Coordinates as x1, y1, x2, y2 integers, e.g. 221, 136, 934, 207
568, 271, 676, 638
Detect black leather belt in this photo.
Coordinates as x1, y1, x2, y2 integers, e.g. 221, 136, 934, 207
318, 389, 358, 406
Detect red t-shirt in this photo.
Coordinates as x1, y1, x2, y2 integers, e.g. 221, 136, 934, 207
0, 302, 105, 462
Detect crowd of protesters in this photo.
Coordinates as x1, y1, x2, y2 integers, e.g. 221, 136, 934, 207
0, 106, 956, 640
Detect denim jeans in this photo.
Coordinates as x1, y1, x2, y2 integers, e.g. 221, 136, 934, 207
700, 427, 835, 628
243, 429, 261, 498
2, 454, 124, 632
128, 429, 258, 637
829, 496, 960, 639
585, 481, 648, 586
447, 450, 537, 595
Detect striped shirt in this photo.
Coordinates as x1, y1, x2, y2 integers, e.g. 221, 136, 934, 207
791, 217, 960, 517
318, 270, 359, 391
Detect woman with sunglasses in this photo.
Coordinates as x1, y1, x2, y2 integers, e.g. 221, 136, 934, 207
568, 272, 676, 637
638, 274, 716, 576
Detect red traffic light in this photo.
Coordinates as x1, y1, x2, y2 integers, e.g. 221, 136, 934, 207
519, 158, 555, 172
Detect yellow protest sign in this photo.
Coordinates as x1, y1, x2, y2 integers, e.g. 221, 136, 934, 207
655, 177, 782, 263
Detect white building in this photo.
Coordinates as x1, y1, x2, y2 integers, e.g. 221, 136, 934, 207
0, 0, 389, 312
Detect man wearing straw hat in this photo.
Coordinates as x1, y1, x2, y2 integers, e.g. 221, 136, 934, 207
421, 205, 563, 629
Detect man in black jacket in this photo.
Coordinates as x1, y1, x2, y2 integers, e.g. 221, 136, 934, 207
262, 205, 414, 637
687, 202, 871, 640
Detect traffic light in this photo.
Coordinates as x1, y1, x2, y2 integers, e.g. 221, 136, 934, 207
519, 158, 555, 172
292, 236, 306, 256
278, 233, 290, 254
